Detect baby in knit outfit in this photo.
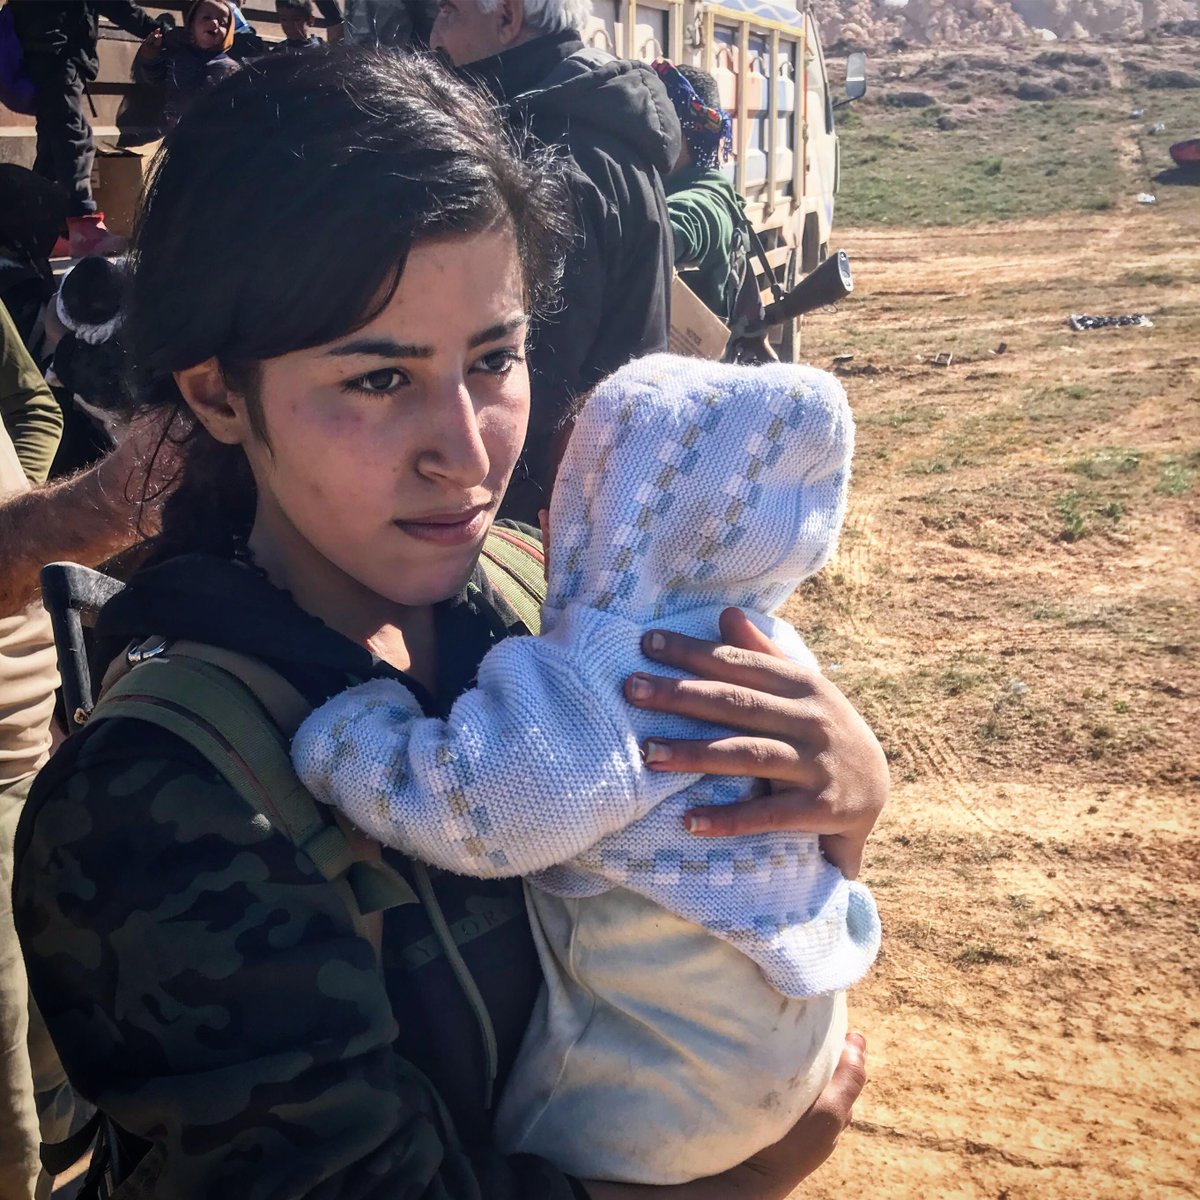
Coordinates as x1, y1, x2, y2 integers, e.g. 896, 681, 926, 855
292, 354, 880, 1184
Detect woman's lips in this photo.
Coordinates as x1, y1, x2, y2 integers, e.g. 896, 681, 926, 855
394, 506, 489, 546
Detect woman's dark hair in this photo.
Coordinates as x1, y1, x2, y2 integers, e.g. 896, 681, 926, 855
126, 47, 570, 558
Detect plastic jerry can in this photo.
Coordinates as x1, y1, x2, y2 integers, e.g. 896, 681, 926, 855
713, 44, 738, 113
774, 59, 796, 181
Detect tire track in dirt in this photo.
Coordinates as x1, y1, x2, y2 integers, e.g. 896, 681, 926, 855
852, 1121, 1083, 1172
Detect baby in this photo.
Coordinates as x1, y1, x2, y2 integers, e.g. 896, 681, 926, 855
292, 354, 880, 1184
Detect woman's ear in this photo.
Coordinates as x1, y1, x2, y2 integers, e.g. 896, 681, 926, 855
174, 358, 251, 446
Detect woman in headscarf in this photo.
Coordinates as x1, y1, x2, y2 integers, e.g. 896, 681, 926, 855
653, 60, 749, 325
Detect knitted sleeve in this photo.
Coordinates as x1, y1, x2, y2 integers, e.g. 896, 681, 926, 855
291, 636, 662, 879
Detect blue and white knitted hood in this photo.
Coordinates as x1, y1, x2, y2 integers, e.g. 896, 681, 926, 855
544, 355, 854, 627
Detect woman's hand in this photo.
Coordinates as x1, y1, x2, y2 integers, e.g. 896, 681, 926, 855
624, 608, 889, 879
583, 1032, 868, 1200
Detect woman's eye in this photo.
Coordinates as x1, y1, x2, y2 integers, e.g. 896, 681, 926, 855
475, 348, 523, 376
345, 368, 406, 395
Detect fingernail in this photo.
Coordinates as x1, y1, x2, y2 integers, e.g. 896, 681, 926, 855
643, 740, 671, 764
629, 674, 652, 702
646, 631, 666, 654
686, 813, 712, 833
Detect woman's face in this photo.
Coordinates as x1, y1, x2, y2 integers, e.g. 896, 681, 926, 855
237, 227, 530, 608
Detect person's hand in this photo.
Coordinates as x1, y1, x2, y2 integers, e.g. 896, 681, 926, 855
624, 608, 889, 878
736, 1031, 868, 1195
583, 1033, 868, 1200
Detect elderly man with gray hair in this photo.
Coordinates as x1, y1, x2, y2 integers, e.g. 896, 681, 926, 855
432, 0, 681, 523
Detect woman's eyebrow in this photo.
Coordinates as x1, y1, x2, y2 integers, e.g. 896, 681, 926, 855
468, 315, 528, 349
325, 338, 432, 359
325, 317, 526, 359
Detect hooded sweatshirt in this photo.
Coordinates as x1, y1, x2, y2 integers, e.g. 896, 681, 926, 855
667, 164, 748, 323
14, 550, 587, 1200
465, 31, 682, 523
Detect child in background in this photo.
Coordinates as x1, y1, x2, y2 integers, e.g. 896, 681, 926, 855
273, 0, 322, 51
292, 354, 881, 1184
133, 0, 239, 130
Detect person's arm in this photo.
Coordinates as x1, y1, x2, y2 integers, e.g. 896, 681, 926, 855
1, 301, 62, 485
666, 187, 728, 270
293, 623, 675, 877
627, 608, 890, 880
93, 0, 158, 39
13, 723, 587, 1200
0, 416, 171, 618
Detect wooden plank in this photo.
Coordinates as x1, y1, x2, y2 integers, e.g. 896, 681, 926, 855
766, 28, 778, 215
736, 21, 749, 195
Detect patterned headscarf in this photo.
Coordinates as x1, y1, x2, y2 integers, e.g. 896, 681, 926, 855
653, 60, 733, 170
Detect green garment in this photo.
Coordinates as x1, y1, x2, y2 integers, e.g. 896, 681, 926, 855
666, 165, 747, 324
0, 301, 62, 486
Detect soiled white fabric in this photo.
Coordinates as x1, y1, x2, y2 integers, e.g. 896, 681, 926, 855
497, 884, 849, 1182
292, 354, 881, 1180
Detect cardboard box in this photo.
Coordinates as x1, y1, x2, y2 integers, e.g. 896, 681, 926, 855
669, 274, 730, 361
89, 143, 160, 238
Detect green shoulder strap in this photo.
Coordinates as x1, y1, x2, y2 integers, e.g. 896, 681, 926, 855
87, 645, 418, 951
479, 525, 546, 633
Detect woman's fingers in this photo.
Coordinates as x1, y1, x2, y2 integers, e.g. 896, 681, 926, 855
641, 735, 821, 784
748, 1032, 868, 1188
639, 625, 818, 700
717, 605, 785, 658
809, 1031, 868, 1132
626, 673, 827, 742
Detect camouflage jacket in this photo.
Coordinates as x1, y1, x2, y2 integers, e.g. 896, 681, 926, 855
13, 554, 588, 1199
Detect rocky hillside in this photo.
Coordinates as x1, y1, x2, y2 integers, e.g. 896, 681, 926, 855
817, 0, 1200, 46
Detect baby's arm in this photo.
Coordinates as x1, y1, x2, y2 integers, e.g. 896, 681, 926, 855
292, 636, 671, 878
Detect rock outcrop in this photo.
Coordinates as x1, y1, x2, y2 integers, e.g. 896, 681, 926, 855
816, 0, 1200, 47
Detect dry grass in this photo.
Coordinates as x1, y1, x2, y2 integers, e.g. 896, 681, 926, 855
780, 41, 1199, 1200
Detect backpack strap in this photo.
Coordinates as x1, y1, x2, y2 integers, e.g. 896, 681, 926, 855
88, 644, 418, 954
479, 526, 546, 634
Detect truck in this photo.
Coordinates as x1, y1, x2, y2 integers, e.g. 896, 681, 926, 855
577, 1, 865, 356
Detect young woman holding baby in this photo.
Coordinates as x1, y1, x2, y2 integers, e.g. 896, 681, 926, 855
14, 48, 886, 1199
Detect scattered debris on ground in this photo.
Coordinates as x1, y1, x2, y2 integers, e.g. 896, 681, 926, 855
1068, 313, 1154, 330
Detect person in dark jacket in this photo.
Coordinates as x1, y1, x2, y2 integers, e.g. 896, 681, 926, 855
9, 1, 159, 258
12, 48, 882, 1200
431, 0, 681, 522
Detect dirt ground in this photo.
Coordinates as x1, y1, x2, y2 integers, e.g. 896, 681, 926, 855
780, 141, 1199, 1196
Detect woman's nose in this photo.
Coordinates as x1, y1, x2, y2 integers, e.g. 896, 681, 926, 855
418, 383, 490, 487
